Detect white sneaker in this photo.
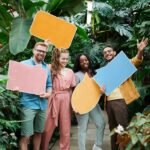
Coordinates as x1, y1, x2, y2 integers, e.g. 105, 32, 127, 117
92, 144, 102, 150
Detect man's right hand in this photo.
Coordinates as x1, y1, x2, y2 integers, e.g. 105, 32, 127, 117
44, 39, 52, 46
137, 37, 148, 52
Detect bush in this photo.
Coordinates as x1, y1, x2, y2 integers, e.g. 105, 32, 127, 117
110, 106, 150, 150
0, 77, 20, 149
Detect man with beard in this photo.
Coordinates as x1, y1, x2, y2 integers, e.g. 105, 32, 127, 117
102, 37, 148, 150
19, 42, 52, 150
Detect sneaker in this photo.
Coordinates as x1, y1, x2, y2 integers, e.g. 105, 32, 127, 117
92, 144, 102, 150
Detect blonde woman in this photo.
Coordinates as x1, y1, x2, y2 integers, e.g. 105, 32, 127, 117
41, 48, 76, 150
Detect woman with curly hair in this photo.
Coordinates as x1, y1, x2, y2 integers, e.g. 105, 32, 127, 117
73, 54, 106, 150
41, 48, 76, 150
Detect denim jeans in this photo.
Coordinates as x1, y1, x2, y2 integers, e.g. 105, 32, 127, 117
76, 104, 106, 150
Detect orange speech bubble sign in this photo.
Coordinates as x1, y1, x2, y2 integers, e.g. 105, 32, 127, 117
30, 11, 77, 49
71, 73, 102, 114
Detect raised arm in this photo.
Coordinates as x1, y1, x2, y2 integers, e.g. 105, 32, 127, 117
136, 37, 148, 60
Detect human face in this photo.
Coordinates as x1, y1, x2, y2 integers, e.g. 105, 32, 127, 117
79, 55, 89, 71
103, 47, 116, 61
59, 52, 69, 68
33, 45, 47, 63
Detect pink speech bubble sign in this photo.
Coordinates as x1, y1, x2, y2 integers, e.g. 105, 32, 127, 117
6, 60, 47, 95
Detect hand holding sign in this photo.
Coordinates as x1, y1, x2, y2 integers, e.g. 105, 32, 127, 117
71, 73, 102, 114
93, 51, 137, 95
6, 60, 47, 95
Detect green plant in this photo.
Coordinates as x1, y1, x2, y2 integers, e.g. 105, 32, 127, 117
0, 0, 86, 55
110, 109, 150, 150
0, 76, 20, 149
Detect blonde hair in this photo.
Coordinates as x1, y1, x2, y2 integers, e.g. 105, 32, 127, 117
51, 48, 69, 77
34, 42, 48, 50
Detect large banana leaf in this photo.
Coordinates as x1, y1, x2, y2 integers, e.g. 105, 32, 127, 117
9, 18, 32, 55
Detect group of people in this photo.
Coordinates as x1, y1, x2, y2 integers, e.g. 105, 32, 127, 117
19, 37, 148, 150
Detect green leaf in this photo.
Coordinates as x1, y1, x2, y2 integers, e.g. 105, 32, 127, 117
0, 75, 8, 82
0, 32, 8, 43
129, 128, 139, 145
46, 0, 85, 15
46, 0, 65, 12
30, 0, 47, 3
9, 18, 32, 55
76, 26, 88, 40
115, 10, 130, 18
0, 44, 9, 55
111, 23, 132, 39
0, 145, 6, 150
94, 2, 113, 17
140, 21, 150, 27
0, 5, 13, 27
58, 0, 85, 15
0, 86, 5, 93
125, 140, 133, 150
137, 133, 144, 144
135, 118, 146, 126
0, 111, 5, 117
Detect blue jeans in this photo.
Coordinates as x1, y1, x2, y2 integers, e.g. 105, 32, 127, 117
76, 104, 106, 150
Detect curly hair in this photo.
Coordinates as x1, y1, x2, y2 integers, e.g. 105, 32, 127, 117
51, 48, 69, 77
73, 54, 96, 76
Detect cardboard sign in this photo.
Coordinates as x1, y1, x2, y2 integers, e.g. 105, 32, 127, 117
30, 11, 77, 49
71, 73, 102, 114
93, 51, 137, 95
6, 60, 47, 95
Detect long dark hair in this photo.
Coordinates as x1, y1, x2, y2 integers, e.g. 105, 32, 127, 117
73, 54, 96, 75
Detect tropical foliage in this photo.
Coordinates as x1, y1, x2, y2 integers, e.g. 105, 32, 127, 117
0, 76, 20, 149
0, 0, 149, 149
110, 108, 150, 150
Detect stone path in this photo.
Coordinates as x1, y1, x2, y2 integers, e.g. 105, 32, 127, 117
49, 111, 111, 150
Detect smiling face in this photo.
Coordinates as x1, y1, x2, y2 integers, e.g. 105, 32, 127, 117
33, 44, 48, 63
59, 52, 69, 68
79, 55, 89, 71
103, 47, 116, 61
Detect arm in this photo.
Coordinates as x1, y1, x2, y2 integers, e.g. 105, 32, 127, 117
131, 37, 148, 66
40, 65, 52, 99
40, 88, 52, 99
136, 37, 148, 60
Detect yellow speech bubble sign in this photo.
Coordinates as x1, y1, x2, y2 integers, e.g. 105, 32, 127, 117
30, 11, 77, 49
71, 73, 102, 114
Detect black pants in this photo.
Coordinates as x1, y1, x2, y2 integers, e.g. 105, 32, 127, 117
106, 99, 128, 150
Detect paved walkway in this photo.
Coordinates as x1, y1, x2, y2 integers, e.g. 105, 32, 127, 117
49, 111, 111, 150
